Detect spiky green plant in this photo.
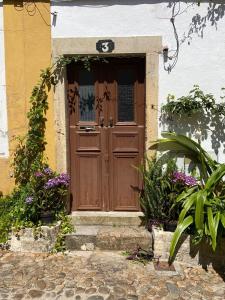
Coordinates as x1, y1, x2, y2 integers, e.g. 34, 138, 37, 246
153, 132, 225, 262
153, 132, 218, 183
138, 156, 179, 224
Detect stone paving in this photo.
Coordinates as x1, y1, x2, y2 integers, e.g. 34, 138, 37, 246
0, 250, 225, 300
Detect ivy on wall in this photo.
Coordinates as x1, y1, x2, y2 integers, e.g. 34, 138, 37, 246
161, 85, 225, 118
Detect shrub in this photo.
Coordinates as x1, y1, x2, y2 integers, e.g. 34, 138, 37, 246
139, 156, 191, 227
154, 132, 225, 262
0, 196, 14, 243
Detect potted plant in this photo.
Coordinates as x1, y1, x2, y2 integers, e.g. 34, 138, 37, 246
139, 156, 183, 231
163, 171, 197, 232
24, 167, 70, 224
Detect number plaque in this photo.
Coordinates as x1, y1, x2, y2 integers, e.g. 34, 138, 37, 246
96, 40, 115, 53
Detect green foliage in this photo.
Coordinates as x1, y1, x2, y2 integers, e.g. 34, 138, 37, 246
170, 165, 225, 261
52, 213, 74, 253
13, 55, 106, 185
138, 155, 183, 225
8, 167, 69, 227
0, 55, 103, 248
161, 85, 225, 118
155, 132, 225, 262
0, 196, 14, 243
154, 132, 218, 182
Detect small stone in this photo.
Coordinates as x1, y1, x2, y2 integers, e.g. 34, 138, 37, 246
45, 292, 56, 298
87, 296, 104, 300
13, 294, 24, 300
65, 281, 76, 288
58, 272, 66, 278
98, 286, 110, 294
106, 296, 115, 300
214, 289, 225, 296
36, 280, 46, 290
76, 287, 85, 293
166, 283, 180, 298
127, 295, 138, 300
46, 281, 56, 291
75, 296, 81, 300
113, 286, 126, 297
86, 287, 97, 294
28, 290, 44, 298
65, 289, 74, 297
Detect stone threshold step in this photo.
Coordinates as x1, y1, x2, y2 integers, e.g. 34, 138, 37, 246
65, 225, 152, 251
70, 211, 144, 227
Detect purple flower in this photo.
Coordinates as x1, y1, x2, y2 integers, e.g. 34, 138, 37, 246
184, 175, 197, 186
25, 196, 33, 204
44, 173, 70, 189
43, 167, 53, 175
172, 171, 197, 187
34, 171, 44, 177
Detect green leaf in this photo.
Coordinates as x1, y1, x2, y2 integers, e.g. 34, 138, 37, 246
207, 207, 219, 251
154, 132, 217, 177
205, 164, 225, 191
169, 215, 193, 261
220, 213, 225, 228
161, 132, 199, 153
176, 186, 197, 203
195, 190, 207, 230
178, 192, 198, 224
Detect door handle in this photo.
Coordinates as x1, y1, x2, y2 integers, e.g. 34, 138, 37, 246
109, 117, 113, 127
100, 116, 104, 127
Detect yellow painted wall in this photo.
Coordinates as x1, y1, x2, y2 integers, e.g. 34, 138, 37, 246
0, 1, 55, 195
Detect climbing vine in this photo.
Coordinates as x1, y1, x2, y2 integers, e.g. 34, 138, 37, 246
13, 55, 105, 185
0, 55, 107, 245
161, 85, 225, 118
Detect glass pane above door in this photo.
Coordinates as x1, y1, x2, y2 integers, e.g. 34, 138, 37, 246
79, 69, 95, 122
117, 69, 135, 122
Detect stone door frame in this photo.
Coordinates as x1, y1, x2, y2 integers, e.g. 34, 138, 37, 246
52, 36, 162, 173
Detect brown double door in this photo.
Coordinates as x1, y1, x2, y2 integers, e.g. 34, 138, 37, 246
67, 57, 145, 211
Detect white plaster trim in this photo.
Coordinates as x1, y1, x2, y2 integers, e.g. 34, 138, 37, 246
0, 6, 9, 158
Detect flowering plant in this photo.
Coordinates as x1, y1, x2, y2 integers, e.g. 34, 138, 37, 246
172, 171, 197, 187
22, 166, 70, 222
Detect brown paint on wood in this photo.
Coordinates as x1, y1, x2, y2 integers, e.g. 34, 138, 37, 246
67, 58, 145, 211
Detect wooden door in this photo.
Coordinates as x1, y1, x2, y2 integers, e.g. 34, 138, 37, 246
67, 58, 145, 211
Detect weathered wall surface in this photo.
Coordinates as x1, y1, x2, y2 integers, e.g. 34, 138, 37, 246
51, 0, 225, 162
0, 1, 55, 195
0, 3, 8, 158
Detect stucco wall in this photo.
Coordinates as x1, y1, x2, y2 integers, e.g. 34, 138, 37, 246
51, 0, 225, 162
0, 3, 8, 158
0, 1, 55, 195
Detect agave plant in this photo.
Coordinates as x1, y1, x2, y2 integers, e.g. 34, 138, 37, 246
169, 164, 225, 261
153, 132, 225, 262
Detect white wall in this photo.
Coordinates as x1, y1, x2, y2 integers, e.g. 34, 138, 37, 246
0, 4, 8, 157
51, 1, 225, 162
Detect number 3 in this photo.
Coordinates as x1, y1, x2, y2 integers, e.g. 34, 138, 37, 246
101, 42, 109, 52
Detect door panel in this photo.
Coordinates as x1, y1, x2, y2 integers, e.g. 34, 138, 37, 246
111, 153, 140, 211
76, 132, 101, 152
111, 131, 139, 152
67, 58, 145, 211
75, 152, 102, 210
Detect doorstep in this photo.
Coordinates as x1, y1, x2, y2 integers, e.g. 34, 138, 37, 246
70, 211, 144, 227
65, 225, 152, 251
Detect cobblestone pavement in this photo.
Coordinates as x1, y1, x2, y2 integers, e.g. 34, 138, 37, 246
0, 250, 225, 300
